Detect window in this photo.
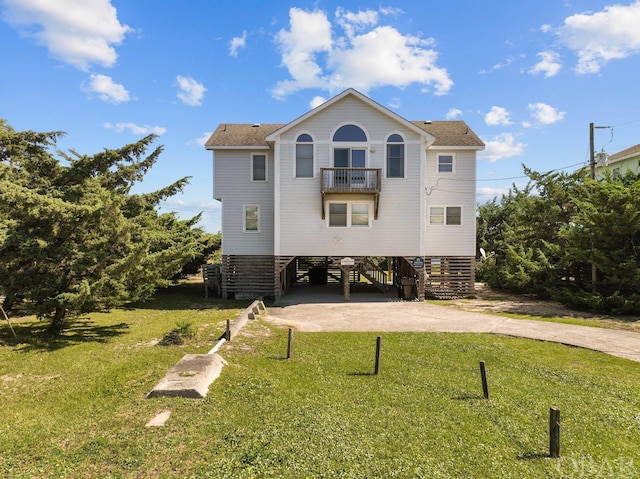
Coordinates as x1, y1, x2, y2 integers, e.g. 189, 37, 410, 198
252, 154, 266, 181
329, 203, 347, 227
429, 206, 462, 225
351, 204, 369, 226
333, 124, 367, 142
438, 154, 454, 173
328, 202, 371, 227
386, 133, 405, 178
244, 205, 259, 232
295, 134, 314, 178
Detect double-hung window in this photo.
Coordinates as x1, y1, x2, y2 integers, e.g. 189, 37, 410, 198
252, 154, 266, 181
244, 205, 259, 232
386, 134, 405, 178
429, 206, 462, 225
328, 202, 371, 227
438, 154, 454, 173
295, 133, 314, 178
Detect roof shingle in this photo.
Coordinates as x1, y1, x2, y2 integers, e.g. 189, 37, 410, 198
206, 121, 484, 149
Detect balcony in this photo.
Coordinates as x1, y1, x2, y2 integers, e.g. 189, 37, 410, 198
320, 168, 381, 219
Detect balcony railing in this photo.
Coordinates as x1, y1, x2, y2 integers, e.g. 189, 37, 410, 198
320, 168, 381, 193
320, 168, 381, 219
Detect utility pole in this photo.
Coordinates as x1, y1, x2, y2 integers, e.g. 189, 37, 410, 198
588, 122, 611, 288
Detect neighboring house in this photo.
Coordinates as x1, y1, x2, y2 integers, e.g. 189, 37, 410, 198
205, 89, 484, 300
594, 143, 640, 180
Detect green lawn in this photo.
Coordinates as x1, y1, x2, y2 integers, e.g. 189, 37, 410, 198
1, 284, 639, 478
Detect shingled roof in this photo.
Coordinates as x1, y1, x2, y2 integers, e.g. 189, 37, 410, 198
607, 143, 640, 163
205, 121, 484, 149
412, 121, 484, 148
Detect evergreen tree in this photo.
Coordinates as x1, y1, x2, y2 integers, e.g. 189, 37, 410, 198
476, 164, 640, 313
0, 121, 201, 332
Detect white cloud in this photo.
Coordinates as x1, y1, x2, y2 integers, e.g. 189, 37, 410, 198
479, 133, 526, 162
485, 106, 512, 126
87, 73, 129, 103
104, 122, 166, 135
477, 186, 511, 203
229, 31, 247, 57
194, 132, 212, 146
176, 75, 206, 106
272, 7, 452, 99
528, 102, 566, 124
446, 108, 462, 120
336, 7, 378, 37
192, 131, 213, 146
2, 0, 131, 71
540, 24, 552, 33
529, 51, 562, 78
309, 96, 327, 109
558, 1, 640, 73
388, 97, 401, 109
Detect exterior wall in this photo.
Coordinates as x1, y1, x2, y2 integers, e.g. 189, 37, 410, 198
596, 155, 640, 179
276, 96, 425, 256
424, 149, 477, 256
213, 150, 274, 255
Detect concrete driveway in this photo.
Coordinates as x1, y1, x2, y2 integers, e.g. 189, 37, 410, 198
266, 284, 640, 363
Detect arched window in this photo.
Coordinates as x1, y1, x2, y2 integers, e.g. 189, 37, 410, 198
332, 125, 367, 172
295, 133, 314, 178
333, 124, 367, 142
386, 133, 405, 178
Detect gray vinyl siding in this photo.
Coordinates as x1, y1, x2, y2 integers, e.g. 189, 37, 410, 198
277, 96, 424, 256
213, 150, 274, 255
424, 150, 477, 256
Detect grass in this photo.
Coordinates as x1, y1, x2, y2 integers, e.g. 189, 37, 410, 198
1, 283, 640, 478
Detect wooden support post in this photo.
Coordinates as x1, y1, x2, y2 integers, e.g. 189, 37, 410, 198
1, 303, 17, 338
286, 328, 293, 359
480, 361, 489, 399
342, 268, 351, 300
374, 336, 382, 375
225, 319, 231, 341
550, 407, 561, 458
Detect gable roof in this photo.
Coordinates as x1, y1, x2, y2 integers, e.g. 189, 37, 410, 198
607, 143, 640, 164
205, 123, 284, 150
205, 88, 484, 150
412, 121, 484, 148
265, 88, 436, 143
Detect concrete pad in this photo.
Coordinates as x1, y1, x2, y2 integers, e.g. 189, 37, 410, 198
147, 353, 226, 399
145, 410, 171, 427
267, 285, 640, 363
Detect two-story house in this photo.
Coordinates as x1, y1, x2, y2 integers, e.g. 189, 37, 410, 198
205, 89, 484, 300
594, 143, 640, 179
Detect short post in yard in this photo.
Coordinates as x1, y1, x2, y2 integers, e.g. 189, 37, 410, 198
549, 407, 561, 458
479, 361, 489, 399
286, 328, 293, 359
374, 336, 382, 375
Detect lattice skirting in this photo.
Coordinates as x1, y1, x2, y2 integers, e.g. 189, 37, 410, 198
424, 256, 475, 299
222, 255, 276, 299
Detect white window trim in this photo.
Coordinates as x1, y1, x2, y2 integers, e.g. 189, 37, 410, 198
251, 153, 268, 182
294, 132, 315, 179
385, 131, 406, 179
243, 204, 260, 233
428, 205, 463, 226
331, 146, 369, 168
326, 200, 373, 228
437, 153, 455, 174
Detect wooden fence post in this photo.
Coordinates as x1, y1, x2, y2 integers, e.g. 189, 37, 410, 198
550, 407, 561, 458
225, 319, 231, 341
479, 361, 489, 399
286, 328, 293, 359
374, 336, 382, 375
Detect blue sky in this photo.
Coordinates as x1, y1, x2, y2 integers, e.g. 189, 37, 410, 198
2, 0, 640, 233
